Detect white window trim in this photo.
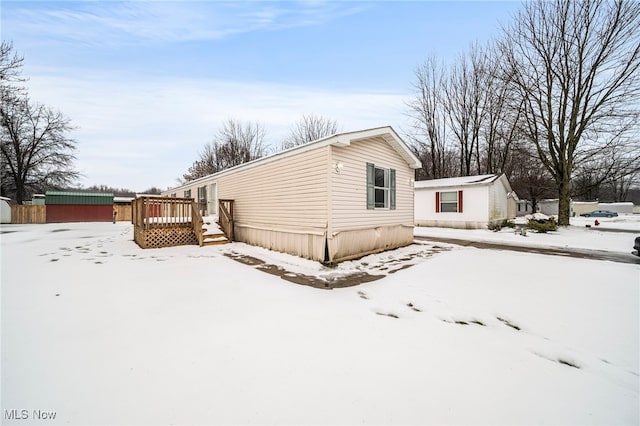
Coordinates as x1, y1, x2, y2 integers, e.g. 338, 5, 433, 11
374, 166, 390, 209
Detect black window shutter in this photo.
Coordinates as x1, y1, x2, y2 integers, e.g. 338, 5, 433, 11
390, 169, 396, 210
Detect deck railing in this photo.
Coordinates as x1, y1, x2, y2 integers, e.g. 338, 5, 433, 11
219, 199, 234, 241
132, 196, 232, 248
191, 200, 204, 246
132, 196, 194, 230
132, 196, 206, 248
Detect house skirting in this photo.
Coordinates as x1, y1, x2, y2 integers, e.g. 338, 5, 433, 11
234, 223, 327, 262
328, 224, 414, 263
415, 219, 500, 230
234, 223, 414, 263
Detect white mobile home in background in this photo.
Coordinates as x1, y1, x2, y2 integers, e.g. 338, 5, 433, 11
1, 196, 11, 224
163, 127, 421, 263
414, 174, 516, 229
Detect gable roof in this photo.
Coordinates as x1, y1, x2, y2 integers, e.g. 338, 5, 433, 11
414, 174, 510, 190
326, 126, 422, 170
169, 126, 421, 191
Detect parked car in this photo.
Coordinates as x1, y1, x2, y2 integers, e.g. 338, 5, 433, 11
580, 210, 619, 218
634, 236, 640, 257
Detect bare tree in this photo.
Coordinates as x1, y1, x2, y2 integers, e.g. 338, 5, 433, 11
573, 140, 640, 201
217, 118, 267, 166
1, 97, 79, 203
444, 46, 490, 176
607, 171, 639, 202
1, 42, 78, 203
183, 118, 267, 182
509, 146, 557, 213
183, 143, 221, 181
281, 114, 339, 150
499, 0, 640, 225
479, 45, 526, 176
406, 56, 449, 180
0, 41, 25, 101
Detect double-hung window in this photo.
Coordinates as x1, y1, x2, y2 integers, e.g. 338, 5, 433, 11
436, 190, 463, 213
367, 163, 396, 210
184, 189, 191, 198
375, 167, 389, 208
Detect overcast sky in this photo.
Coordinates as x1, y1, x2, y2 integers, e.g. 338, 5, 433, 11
3, 1, 521, 191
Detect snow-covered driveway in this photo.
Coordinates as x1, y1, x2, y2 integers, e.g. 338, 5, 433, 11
1, 222, 638, 425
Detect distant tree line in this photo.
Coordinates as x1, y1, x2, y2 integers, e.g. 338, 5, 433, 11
406, 0, 640, 224
61, 185, 162, 197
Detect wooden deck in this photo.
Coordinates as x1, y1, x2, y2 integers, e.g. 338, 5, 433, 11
132, 197, 234, 249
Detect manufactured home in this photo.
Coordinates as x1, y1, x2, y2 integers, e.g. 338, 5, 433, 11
0, 196, 11, 224
162, 127, 421, 262
414, 174, 516, 229
515, 200, 534, 217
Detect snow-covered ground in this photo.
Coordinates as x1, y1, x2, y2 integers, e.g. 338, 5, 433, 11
1, 220, 638, 425
415, 214, 640, 254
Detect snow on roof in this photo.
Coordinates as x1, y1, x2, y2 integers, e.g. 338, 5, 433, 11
599, 202, 634, 206
414, 174, 500, 189
45, 191, 114, 197
114, 196, 135, 203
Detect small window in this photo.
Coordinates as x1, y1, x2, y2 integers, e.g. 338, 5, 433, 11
197, 186, 207, 204
184, 189, 191, 198
440, 191, 458, 212
436, 190, 463, 213
374, 167, 389, 208
367, 163, 396, 210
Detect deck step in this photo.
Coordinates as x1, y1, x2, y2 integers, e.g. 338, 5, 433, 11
203, 232, 226, 239
203, 238, 229, 246
202, 231, 229, 246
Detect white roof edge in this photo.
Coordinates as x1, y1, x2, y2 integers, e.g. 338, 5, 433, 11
166, 126, 422, 193
135, 193, 164, 198
414, 173, 507, 189
497, 173, 513, 193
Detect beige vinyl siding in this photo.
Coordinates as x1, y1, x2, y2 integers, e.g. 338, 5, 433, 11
214, 146, 329, 260
328, 136, 414, 261
217, 146, 329, 229
330, 137, 414, 232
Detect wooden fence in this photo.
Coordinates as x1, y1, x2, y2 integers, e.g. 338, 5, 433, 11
113, 204, 132, 222
11, 205, 46, 224
9, 203, 133, 224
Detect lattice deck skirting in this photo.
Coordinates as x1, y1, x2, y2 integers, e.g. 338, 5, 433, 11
134, 226, 198, 249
